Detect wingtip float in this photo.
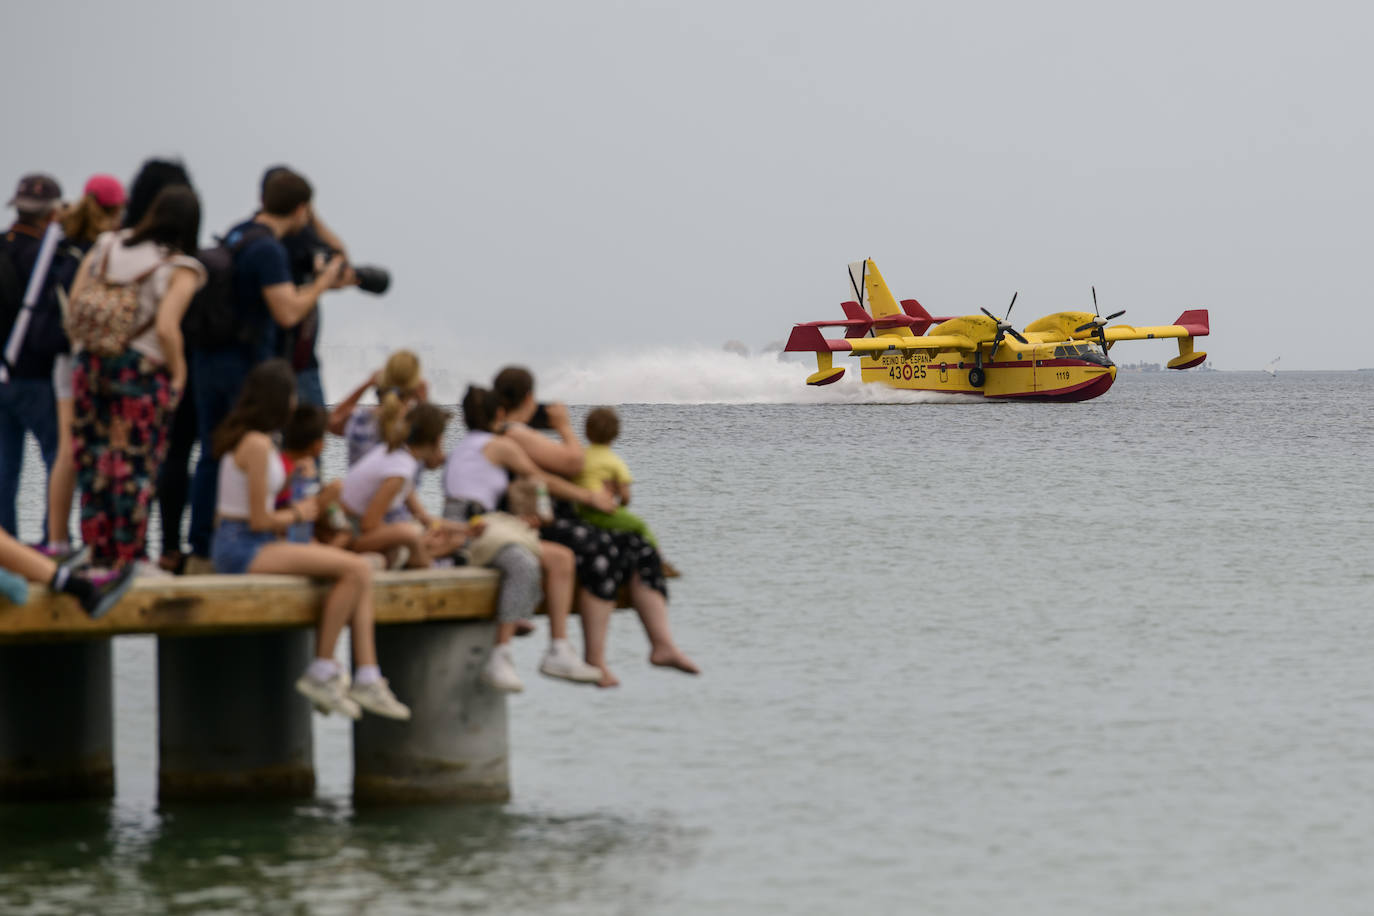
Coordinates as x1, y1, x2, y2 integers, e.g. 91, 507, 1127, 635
785, 259, 1210, 402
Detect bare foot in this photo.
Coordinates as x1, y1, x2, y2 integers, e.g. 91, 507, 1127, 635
650, 648, 699, 675
595, 666, 620, 688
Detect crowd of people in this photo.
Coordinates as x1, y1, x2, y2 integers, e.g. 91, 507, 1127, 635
0, 159, 697, 720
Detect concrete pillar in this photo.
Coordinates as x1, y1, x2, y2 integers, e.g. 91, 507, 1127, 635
353, 620, 509, 804
0, 639, 114, 800
157, 631, 315, 800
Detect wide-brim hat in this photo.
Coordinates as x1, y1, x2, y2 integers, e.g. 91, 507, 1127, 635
8, 173, 62, 213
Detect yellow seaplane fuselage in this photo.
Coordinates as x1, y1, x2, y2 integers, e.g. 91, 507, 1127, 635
785, 260, 1210, 402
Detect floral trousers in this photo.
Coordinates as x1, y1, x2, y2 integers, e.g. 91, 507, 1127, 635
72, 350, 175, 568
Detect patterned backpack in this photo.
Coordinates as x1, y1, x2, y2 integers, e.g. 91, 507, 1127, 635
66, 236, 163, 356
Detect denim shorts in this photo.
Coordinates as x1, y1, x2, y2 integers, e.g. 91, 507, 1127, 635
211, 519, 277, 574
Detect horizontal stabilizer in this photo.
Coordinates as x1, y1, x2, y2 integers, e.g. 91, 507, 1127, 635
785, 325, 850, 353
1174, 309, 1209, 337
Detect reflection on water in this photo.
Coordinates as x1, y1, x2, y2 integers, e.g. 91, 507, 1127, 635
0, 798, 693, 914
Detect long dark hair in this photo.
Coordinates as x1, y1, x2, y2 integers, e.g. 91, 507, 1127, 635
123, 185, 200, 255
123, 158, 192, 229
212, 360, 296, 458
462, 385, 497, 432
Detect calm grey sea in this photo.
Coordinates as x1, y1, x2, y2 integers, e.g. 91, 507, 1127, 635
2, 371, 1372, 915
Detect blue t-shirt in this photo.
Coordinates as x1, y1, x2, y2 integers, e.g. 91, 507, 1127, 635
282, 462, 320, 544
223, 219, 292, 360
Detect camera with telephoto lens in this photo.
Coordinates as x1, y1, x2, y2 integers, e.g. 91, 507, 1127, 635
315, 244, 390, 295
286, 227, 390, 295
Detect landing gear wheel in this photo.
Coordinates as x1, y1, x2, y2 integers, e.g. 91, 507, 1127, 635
968, 367, 986, 388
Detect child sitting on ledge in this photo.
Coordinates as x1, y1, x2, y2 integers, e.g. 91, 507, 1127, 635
339, 402, 470, 567
279, 405, 349, 548
573, 407, 677, 578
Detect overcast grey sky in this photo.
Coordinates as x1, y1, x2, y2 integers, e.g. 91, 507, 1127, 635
5, 0, 1371, 380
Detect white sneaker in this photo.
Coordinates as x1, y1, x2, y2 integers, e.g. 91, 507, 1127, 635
539, 639, 603, 684
133, 560, 173, 579
296, 673, 361, 720
481, 645, 524, 693
349, 677, 412, 721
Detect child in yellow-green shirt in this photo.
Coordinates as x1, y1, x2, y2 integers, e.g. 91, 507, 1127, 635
573, 407, 657, 545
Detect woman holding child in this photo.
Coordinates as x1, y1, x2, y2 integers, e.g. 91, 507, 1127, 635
208, 359, 410, 721
487, 367, 698, 687
444, 386, 610, 692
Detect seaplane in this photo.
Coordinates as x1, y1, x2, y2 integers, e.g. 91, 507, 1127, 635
784, 259, 1210, 402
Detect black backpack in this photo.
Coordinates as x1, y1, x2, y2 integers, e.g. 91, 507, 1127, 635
0, 233, 76, 375
183, 224, 273, 351
0, 243, 21, 340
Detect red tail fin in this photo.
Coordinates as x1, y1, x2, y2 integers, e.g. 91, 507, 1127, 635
900, 299, 935, 335
839, 301, 870, 338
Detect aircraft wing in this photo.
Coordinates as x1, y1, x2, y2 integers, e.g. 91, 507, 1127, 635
785, 325, 976, 354
845, 334, 976, 354
1099, 310, 1210, 342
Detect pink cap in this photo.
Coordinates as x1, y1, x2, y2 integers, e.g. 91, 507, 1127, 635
84, 174, 126, 209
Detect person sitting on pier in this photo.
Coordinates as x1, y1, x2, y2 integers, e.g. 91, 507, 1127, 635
0, 527, 134, 618
491, 366, 698, 686
209, 358, 410, 721
338, 402, 468, 568
444, 385, 608, 691
278, 404, 349, 549
328, 349, 427, 468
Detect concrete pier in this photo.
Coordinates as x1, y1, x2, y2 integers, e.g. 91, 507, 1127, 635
353, 620, 510, 804
157, 631, 316, 800
0, 569, 619, 804
0, 640, 114, 799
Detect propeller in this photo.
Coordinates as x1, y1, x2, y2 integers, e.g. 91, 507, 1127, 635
1075, 286, 1125, 351
980, 292, 1028, 357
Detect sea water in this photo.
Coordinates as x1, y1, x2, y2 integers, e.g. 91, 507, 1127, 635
1, 367, 1372, 914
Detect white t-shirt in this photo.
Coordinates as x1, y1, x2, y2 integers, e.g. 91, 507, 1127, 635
340, 443, 419, 517
87, 230, 207, 363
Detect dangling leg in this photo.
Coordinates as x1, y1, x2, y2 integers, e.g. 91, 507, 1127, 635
630, 574, 699, 675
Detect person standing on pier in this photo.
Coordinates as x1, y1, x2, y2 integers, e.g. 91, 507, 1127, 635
186, 168, 346, 572
42, 174, 127, 558
65, 186, 205, 570
0, 173, 77, 538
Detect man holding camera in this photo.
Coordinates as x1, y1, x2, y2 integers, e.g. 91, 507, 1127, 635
185, 167, 346, 566
264, 164, 389, 408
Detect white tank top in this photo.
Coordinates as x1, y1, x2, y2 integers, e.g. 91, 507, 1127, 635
443, 432, 509, 511
217, 441, 286, 518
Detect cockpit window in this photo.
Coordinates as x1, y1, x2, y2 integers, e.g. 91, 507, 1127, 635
1055, 342, 1113, 366
1079, 342, 1112, 366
